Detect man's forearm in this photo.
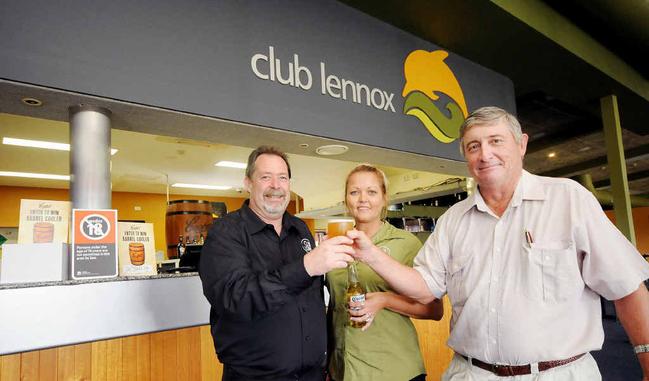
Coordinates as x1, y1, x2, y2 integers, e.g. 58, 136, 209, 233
615, 282, 649, 378
365, 245, 435, 303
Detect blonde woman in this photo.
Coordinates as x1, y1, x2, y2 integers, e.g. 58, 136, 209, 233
327, 164, 443, 381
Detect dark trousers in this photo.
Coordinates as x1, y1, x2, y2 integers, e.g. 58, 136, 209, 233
331, 374, 426, 381
223, 365, 325, 381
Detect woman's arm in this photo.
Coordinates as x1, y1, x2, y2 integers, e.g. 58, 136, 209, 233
379, 291, 443, 320
349, 291, 443, 330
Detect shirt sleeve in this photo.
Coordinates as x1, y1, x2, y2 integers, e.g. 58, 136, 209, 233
576, 188, 649, 300
199, 219, 314, 322
413, 214, 450, 299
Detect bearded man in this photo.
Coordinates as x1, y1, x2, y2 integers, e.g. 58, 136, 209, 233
200, 146, 354, 381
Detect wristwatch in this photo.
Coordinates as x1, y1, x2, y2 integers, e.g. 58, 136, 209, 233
634, 344, 649, 354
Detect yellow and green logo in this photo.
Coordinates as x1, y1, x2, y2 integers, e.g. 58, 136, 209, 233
402, 50, 467, 143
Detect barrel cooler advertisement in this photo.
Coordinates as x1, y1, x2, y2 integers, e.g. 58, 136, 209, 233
118, 222, 156, 276
17, 199, 71, 244
71, 209, 118, 280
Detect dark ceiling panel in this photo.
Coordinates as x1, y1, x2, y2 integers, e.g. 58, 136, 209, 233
342, 0, 649, 195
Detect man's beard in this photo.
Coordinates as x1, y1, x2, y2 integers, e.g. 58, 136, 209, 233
261, 190, 289, 216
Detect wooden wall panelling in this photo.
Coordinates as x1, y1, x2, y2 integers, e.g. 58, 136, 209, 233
176, 327, 200, 381
136, 335, 151, 381
57, 345, 75, 380
91, 340, 108, 381
149, 332, 165, 381
122, 336, 138, 381
199, 325, 221, 381
106, 337, 123, 381
1, 353, 20, 380
74, 343, 92, 380
20, 350, 39, 381
161, 330, 178, 381
39, 348, 57, 381
412, 295, 454, 381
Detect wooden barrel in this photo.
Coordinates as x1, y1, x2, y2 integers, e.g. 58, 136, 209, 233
165, 200, 214, 259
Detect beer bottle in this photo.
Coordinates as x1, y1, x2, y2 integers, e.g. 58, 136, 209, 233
177, 235, 186, 258
199, 233, 205, 245
345, 262, 366, 328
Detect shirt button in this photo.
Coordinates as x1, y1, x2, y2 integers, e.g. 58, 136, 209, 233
495, 248, 501, 253
302, 306, 307, 312
491, 339, 496, 344
493, 277, 499, 282
305, 335, 310, 342
490, 308, 496, 313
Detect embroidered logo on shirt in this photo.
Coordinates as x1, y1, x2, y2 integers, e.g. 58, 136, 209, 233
379, 246, 391, 256
301, 238, 313, 253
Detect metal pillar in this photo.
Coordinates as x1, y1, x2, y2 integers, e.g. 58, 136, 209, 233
601, 95, 636, 245
69, 105, 112, 209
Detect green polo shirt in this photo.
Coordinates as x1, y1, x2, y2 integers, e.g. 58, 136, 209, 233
326, 222, 425, 381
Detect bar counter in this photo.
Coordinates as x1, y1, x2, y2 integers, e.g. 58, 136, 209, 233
0, 273, 452, 381
0, 272, 209, 355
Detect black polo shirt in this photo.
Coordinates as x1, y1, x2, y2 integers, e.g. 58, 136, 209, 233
199, 201, 326, 381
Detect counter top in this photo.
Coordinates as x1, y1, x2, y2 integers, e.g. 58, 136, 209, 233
0, 271, 198, 290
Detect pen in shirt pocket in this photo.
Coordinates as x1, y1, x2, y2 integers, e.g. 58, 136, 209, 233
525, 229, 534, 246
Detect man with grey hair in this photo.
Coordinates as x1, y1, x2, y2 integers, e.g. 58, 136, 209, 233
348, 107, 649, 380
200, 146, 355, 380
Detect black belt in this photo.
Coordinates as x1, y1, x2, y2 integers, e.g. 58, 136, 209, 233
460, 353, 586, 377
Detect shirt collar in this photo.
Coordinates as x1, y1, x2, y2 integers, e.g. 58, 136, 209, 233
240, 200, 298, 234
518, 170, 546, 202
458, 170, 546, 215
371, 221, 391, 244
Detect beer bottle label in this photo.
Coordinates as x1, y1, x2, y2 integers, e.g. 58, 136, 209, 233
350, 294, 365, 304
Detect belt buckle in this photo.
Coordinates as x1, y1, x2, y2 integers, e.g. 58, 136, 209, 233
493, 364, 515, 377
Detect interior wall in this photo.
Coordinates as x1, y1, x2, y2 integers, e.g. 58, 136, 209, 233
0, 186, 311, 257
605, 206, 649, 254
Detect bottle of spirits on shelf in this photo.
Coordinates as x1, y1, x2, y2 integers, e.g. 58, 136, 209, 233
177, 235, 186, 258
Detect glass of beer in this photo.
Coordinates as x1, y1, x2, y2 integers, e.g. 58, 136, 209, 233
327, 218, 354, 238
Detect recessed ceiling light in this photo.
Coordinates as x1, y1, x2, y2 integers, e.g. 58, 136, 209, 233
315, 144, 348, 156
2, 137, 118, 155
171, 183, 231, 190
0, 171, 69, 180
547, 152, 556, 158
214, 161, 247, 169
21, 97, 43, 107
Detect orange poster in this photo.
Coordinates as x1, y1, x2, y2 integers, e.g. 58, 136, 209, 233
71, 209, 118, 280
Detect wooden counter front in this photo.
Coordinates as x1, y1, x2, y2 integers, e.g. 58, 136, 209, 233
0, 272, 452, 380
0, 300, 452, 381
